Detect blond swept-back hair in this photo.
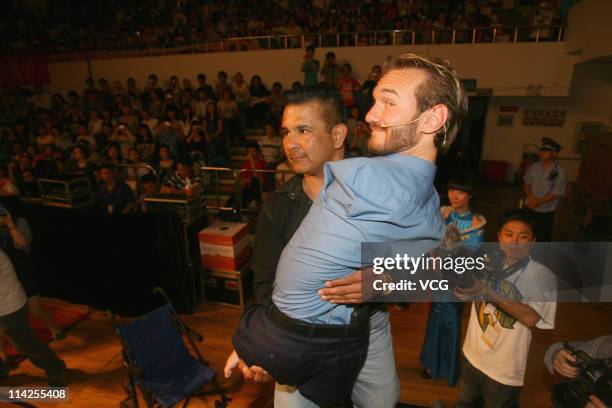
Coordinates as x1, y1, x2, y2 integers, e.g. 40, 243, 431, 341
385, 53, 468, 153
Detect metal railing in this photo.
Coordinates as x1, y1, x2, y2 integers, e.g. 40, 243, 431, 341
200, 166, 295, 214
47, 25, 565, 62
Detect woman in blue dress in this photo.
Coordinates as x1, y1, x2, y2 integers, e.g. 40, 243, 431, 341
420, 174, 486, 386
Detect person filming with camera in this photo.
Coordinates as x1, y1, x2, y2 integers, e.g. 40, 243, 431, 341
453, 209, 557, 407
545, 336, 612, 408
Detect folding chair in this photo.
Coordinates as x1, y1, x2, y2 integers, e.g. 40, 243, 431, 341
111, 288, 230, 408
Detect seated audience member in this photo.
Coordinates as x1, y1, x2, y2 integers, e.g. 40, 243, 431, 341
321, 51, 340, 88
196, 73, 214, 100
204, 103, 228, 165
103, 143, 123, 167
141, 110, 159, 135
180, 103, 197, 138
163, 157, 203, 196
258, 122, 283, 167
35, 123, 55, 148
194, 89, 213, 119
0, 209, 63, 339
135, 124, 156, 163
75, 124, 96, 150
346, 105, 361, 146
336, 63, 361, 108
65, 108, 85, 138
232, 72, 250, 128
17, 154, 33, 175
217, 88, 241, 145
52, 127, 73, 152
275, 158, 295, 190
124, 149, 151, 192
361, 65, 382, 110
80, 140, 102, 165
0, 249, 66, 386
239, 142, 267, 207
127, 77, 140, 99
185, 120, 209, 161
248, 75, 271, 127
454, 209, 557, 407
156, 144, 175, 182
138, 173, 159, 212
110, 123, 136, 159
98, 164, 135, 214
215, 71, 231, 99
0, 165, 20, 196
156, 113, 183, 160
25, 144, 39, 162
88, 109, 104, 135
270, 82, 285, 122
147, 92, 164, 119
349, 119, 371, 157
92, 122, 112, 152
118, 105, 139, 132
545, 336, 611, 408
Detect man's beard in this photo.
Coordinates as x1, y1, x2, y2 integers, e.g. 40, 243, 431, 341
368, 120, 421, 156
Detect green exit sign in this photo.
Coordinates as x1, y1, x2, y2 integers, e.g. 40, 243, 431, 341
461, 79, 477, 93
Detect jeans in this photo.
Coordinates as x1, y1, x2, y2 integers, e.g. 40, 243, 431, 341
456, 358, 521, 408
0, 305, 65, 380
274, 310, 400, 408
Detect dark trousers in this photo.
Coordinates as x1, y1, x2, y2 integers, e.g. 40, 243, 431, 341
456, 358, 521, 408
525, 209, 554, 242
0, 305, 65, 379
233, 304, 368, 407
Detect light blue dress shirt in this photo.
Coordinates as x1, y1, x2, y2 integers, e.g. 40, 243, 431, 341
272, 153, 445, 324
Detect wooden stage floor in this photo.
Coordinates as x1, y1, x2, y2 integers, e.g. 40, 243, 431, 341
2, 298, 611, 408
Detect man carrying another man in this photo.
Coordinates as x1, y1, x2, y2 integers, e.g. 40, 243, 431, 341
226, 53, 468, 406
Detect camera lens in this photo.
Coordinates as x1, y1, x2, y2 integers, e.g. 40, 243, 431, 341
551, 380, 592, 408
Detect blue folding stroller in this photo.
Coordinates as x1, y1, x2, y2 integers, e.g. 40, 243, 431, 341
111, 288, 230, 408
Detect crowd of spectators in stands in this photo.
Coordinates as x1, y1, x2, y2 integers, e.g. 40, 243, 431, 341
1, 0, 567, 54
0, 61, 379, 212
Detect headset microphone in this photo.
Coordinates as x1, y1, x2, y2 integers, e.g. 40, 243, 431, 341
378, 112, 427, 129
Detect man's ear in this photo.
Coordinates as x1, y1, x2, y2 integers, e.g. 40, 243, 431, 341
331, 123, 348, 150
422, 104, 449, 135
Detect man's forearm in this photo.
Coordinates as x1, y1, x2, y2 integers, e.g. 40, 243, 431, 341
485, 287, 541, 327
544, 341, 564, 373
537, 193, 562, 205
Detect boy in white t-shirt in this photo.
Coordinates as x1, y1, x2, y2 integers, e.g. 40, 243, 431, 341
455, 209, 557, 407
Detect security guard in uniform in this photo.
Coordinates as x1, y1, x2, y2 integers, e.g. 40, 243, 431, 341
523, 137, 567, 241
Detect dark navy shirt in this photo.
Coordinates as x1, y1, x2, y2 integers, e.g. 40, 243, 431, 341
98, 182, 135, 214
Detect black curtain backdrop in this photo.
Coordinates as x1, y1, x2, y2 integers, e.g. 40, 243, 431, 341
3, 198, 196, 317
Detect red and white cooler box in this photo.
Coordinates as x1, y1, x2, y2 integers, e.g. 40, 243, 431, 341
198, 221, 252, 271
